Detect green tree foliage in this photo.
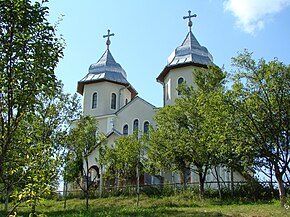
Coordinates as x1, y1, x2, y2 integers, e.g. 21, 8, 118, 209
103, 132, 147, 207
67, 115, 106, 210
228, 50, 290, 206
148, 65, 229, 196
4, 85, 80, 215
0, 0, 68, 214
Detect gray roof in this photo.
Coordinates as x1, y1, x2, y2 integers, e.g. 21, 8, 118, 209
77, 49, 137, 95
157, 30, 213, 83
167, 31, 213, 66
80, 49, 128, 84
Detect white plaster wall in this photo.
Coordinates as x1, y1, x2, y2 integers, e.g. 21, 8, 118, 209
82, 82, 132, 117
163, 65, 198, 106
85, 132, 121, 176
114, 98, 156, 135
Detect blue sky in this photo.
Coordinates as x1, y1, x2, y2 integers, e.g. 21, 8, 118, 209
46, 0, 290, 108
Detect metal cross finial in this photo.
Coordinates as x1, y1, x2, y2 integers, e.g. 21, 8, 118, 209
103, 29, 115, 50
183, 10, 197, 31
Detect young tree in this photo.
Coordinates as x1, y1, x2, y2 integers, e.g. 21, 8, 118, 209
148, 65, 229, 197
228, 50, 290, 206
8, 86, 80, 215
0, 0, 64, 214
67, 115, 106, 210
104, 132, 147, 208
148, 104, 195, 189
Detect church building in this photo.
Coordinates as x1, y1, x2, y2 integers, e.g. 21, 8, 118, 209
76, 11, 246, 189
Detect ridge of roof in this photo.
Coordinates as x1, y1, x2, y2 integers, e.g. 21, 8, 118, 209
106, 128, 122, 137
116, 96, 156, 115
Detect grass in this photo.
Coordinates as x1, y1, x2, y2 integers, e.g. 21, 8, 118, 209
1, 195, 289, 217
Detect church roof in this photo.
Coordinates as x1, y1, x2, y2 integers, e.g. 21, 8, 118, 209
106, 128, 122, 137
77, 49, 133, 94
116, 96, 156, 115
167, 31, 213, 67
157, 15, 213, 83
77, 30, 137, 96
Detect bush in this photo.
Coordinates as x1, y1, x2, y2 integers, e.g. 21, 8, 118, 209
142, 186, 161, 197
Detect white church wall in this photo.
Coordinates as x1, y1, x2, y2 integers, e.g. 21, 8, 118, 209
94, 115, 115, 134
114, 97, 156, 135
85, 131, 120, 179
119, 87, 132, 108
163, 65, 198, 106
83, 82, 129, 117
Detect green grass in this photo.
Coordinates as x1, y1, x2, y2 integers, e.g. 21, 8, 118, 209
1, 195, 289, 217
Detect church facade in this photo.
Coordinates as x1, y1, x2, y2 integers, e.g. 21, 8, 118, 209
76, 11, 246, 189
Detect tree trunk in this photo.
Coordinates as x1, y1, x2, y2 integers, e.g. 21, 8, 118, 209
85, 189, 89, 210
31, 199, 36, 217
181, 166, 187, 191
99, 165, 103, 197
115, 170, 119, 191
136, 164, 140, 208
5, 186, 9, 213
214, 166, 222, 199
269, 162, 274, 197
63, 181, 68, 209
85, 158, 89, 210
198, 171, 205, 198
275, 169, 286, 207
230, 169, 234, 197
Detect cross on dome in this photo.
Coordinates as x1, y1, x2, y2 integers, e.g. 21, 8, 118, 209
103, 29, 115, 50
183, 10, 197, 32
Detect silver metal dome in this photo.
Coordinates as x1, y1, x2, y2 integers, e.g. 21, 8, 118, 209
77, 49, 134, 95
167, 31, 213, 66
81, 49, 128, 84
157, 30, 213, 83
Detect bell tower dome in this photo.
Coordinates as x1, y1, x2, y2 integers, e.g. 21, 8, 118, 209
156, 11, 213, 106
77, 30, 137, 117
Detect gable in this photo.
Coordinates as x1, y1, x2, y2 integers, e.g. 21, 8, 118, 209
114, 97, 157, 134
116, 96, 156, 115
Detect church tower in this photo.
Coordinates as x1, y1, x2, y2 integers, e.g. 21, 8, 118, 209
156, 11, 213, 106
77, 30, 137, 119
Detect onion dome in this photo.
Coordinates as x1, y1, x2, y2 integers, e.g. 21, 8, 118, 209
77, 30, 137, 97
157, 11, 213, 83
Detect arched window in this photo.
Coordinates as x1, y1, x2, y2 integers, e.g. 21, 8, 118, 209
177, 77, 184, 95
143, 121, 149, 134
133, 119, 139, 133
125, 98, 128, 105
92, 92, 97, 109
111, 93, 116, 109
123, 124, 128, 135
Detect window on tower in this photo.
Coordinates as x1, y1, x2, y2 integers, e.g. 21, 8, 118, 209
123, 124, 128, 135
111, 93, 116, 109
177, 77, 184, 95
92, 92, 97, 109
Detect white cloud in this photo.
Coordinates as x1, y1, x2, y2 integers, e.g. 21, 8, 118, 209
224, 0, 290, 34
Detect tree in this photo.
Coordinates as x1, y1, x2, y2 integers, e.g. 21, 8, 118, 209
148, 104, 195, 189
0, 0, 64, 214
148, 65, 229, 197
103, 132, 147, 208
7, 86, 80, 215
67, 115, 106, 210
228, 50, 290, 206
